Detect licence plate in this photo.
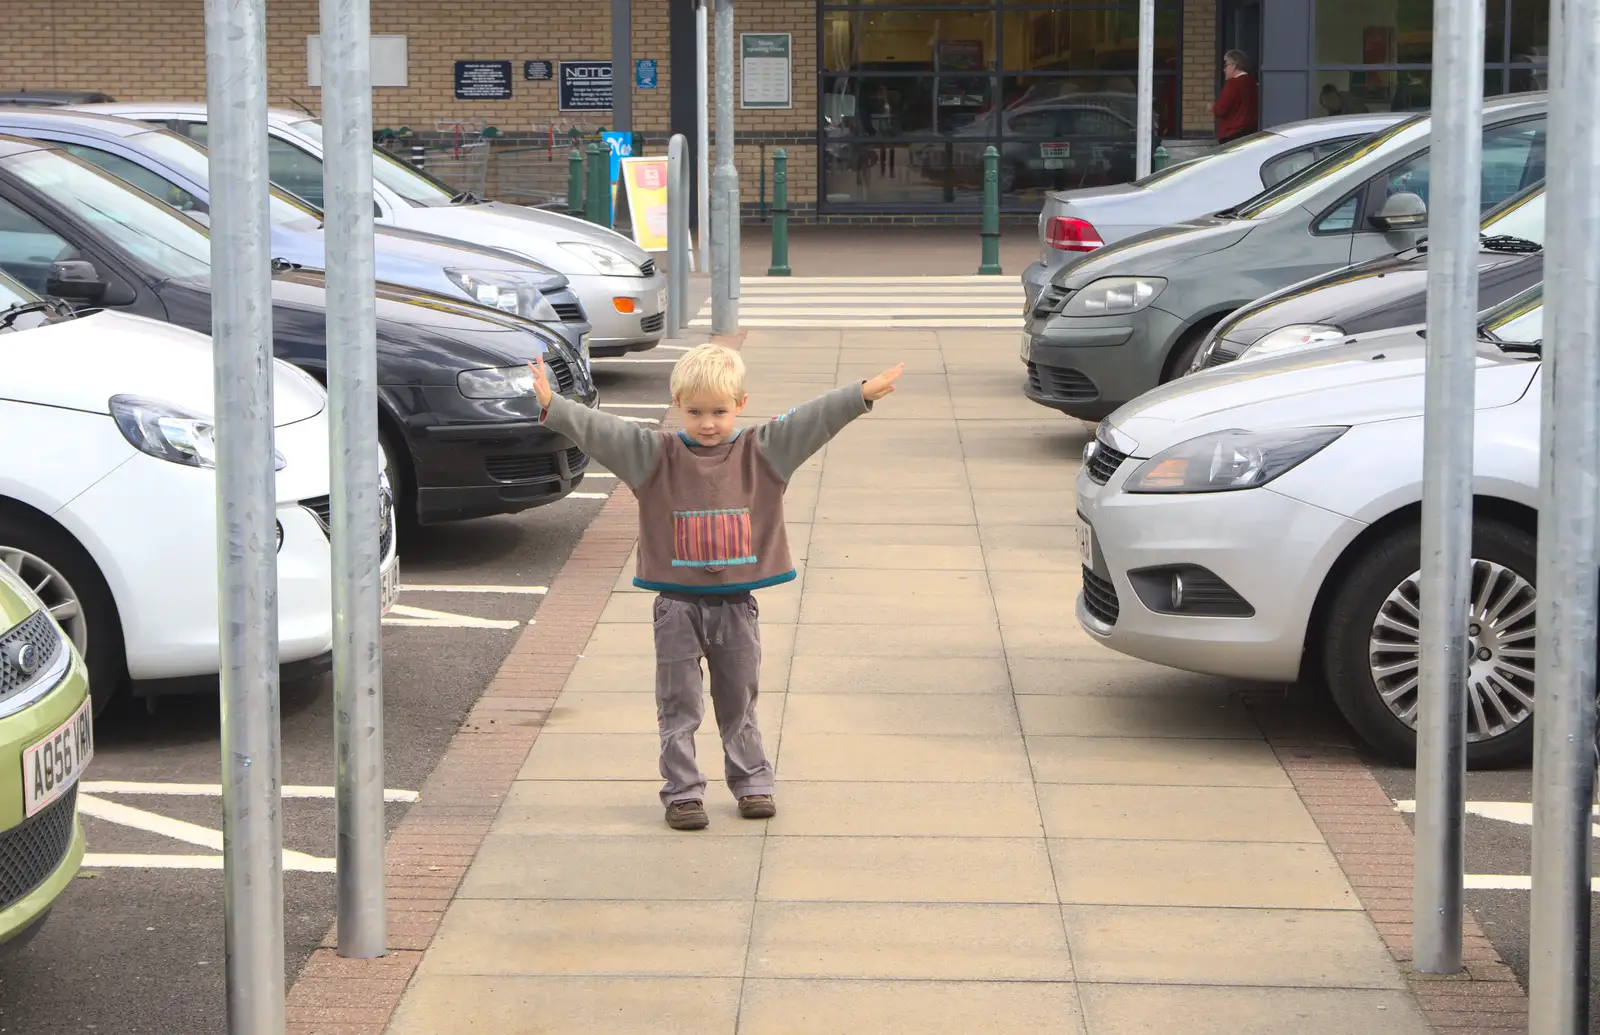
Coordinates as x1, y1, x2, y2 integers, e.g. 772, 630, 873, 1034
1077, 523, 1095, 568
1020, 331, 1032, 360
656, 287, 667, 313
24, 696, 93, 818
381, 559, 401, 616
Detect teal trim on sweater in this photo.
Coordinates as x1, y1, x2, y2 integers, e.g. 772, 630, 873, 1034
633, 569, 797, 594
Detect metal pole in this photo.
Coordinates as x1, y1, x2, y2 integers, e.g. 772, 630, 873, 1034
1411, 0, 1485, 976
978, 146, 1001, 275
1529, 0, 1600, 1014
320, 0, 386, 960
666, 132, 689, 337
710, 0, 739, 333
204, 0, 285, 1029
612, 0, 632, 134
768, 148, 791, 277
696, 0, 710, 274
567, 148, 585, 219
1135, 0, 1155, 179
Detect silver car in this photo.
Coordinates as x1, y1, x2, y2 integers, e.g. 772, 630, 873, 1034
1021, 113, 1409, 308
75, 102, 667, 356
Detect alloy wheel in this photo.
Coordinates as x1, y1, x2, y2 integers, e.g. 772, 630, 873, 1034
0, 546, 88, 656
1367, 559, 1537, 742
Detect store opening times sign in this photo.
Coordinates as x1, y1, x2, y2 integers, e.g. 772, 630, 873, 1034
741, 33, 792, 109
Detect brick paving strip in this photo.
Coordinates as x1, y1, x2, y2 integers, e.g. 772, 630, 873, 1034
1249, 696, 1530, 1035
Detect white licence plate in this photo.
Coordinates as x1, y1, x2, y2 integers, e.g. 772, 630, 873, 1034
1077, 523, 1095, 568
381, 559, 401, 616
1020, 331, 1032, 360
656, 287, 667, 313
24, 696, 93, 818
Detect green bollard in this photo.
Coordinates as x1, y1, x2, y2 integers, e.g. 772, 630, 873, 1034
567, 148, 585, 219
1153, 145, 1170, 172
767, 148, 791, 277
585, 142, 605, 225
977, 145, 1002, 275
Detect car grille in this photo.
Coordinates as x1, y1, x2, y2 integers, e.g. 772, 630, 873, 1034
552, 302, 585, 323
1084, 437, 1130, 486
638, 258, 656, 277
0, 611, 63, 704
1027, 363, 1099, 404
1032, 285, 1069, 319
485, 446, 588, 483
545, 353, 576, 393
1204, 345, 1240, 368
0, 784, 77, 911
640, 312, 665, 333
1081, 567, 1120, 626
302, 496, 332, 535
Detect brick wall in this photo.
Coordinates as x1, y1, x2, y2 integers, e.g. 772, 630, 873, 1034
1181, 0, 1217, 136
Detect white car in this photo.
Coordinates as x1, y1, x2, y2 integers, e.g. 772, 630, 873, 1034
75, 103, 667, 356
1074, 283, 1546, 767
0, 270, 399, 711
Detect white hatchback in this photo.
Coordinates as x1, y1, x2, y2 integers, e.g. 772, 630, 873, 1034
0, 270, 399, 712
1074, 283, 1546, 767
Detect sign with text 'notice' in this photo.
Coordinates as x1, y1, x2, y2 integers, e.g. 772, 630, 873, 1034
559, 61, 613, 111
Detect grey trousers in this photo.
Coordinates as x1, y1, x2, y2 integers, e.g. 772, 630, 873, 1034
653, 592, 774, 806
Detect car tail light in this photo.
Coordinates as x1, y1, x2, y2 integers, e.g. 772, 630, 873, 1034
1045, 216, 1104, 252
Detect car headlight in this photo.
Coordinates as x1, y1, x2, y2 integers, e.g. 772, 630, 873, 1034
444, 269, 562, 323
1060, 277, 1166, 317
1237, 323, 1346, 361
559, 242, 645, 278
109, 395, 287, 471
457, 365, 538, 399
1124, 427, 1348, 494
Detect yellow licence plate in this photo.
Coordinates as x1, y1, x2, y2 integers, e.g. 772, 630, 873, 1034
24, 695, 93, 818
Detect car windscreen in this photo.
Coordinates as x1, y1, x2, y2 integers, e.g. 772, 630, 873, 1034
286, 117, 458, 207
1235, 114, 1429, 220
0, 266, 33, 308
126, 129, 324, 231
0, 148, 212, 281
1479, 183, 1544, 243
1480, 282, 1543, 344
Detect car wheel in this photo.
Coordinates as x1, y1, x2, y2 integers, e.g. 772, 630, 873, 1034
1162, 321, 1219, 383
0, 514, 123, 715
1322, 519, 1537, 768
378, 429, 415, 533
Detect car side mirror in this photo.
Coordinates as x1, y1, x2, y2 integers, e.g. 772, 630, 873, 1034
1370, 192, 1428, 232
46, 259, 107, 303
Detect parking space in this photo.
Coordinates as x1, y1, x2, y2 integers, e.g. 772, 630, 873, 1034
0, 355, 674, 1035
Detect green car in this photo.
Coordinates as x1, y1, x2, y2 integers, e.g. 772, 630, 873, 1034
0, 556, 91, 952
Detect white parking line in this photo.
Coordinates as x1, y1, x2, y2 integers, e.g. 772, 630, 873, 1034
399, 584, 548, 595
382, 604, 522, 629
584, 472, 618, 479
82, 781, 421, 802
566, 491, 611, 500
78, 795, 335, 872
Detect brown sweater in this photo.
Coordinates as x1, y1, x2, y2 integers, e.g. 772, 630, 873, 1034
541, 386, 871, 593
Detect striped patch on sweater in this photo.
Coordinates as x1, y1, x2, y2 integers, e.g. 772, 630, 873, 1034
672, 508, 758, 568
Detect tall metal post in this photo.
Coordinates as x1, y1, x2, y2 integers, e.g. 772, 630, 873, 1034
768, 148, 791, 277
611, 0, 632, 134
978, 146, 1002, 275
710, 0, 739, 333
696, 0, 711, 274
1134, 0, 1155, 179
1528, 0, 1600, 1017
1411, 0, 1485, 976
320, 0, 387, 960
666, 133, 689, 337
567, 148, 585, 219
204, 0, 285, 1029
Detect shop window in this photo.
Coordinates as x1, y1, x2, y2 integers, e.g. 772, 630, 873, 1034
1000, 7, 1178, 73
1314, 0, 1433, 66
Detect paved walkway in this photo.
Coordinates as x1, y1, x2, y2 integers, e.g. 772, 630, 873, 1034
384, 328, 1433, 1034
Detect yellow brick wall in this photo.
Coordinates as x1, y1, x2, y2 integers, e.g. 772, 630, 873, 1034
1181, 0, 1217, 136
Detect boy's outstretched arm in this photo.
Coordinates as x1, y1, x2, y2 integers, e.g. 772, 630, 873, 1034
529, 357, 660, 489
755, 363, 904, 482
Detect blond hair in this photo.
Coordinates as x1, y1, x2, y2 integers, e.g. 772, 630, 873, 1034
670, 343, 747, 403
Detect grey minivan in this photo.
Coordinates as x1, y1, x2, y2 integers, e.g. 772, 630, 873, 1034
1021, 92, 1548, 420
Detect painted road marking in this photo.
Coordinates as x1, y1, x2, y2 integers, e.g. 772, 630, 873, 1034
1393, 798, 1600, 892
566, 491, 611, 500
78, 795, 336, 872
400, 584, 548, 595
83, 781, 421, 802
686, 276, 1025, 329
383, 604, 522, 630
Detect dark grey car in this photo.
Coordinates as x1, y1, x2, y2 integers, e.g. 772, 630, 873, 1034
1021, 93, 1548, 421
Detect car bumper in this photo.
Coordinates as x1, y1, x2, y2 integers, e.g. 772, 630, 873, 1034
1021, 306, 1181, 420
1073, 460, 1365, 682
406, 385, 601, 523
1022, 261, 1052, 310
567, 271, 667, 354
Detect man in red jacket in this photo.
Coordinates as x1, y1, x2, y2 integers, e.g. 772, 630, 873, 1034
1212, 49, 1259, 144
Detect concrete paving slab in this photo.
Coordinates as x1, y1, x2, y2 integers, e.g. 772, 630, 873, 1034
786, 654, 1013, 694
757, 836, 1058, 903
800, 591, 998, 626
1036, 785, 1324, 843
585, 621, 797, 656
1076, 984, 1433, 1035
817, 464, 972, 490
459, 834, 764, 900
1026, 736, 1290, 788
997, 622, 1115, 658
747, 902, 1073, 980
975, 490, 1081, 526
388, 975, 742, 1035
419, 898, 754, 977
565, 652, 794, 693
738, 978, 1086, 1035
1061, 906, 1408, 989
543, 691, 788, 735
765, 781, 1044, 837
519, 729, 784, 782
781, 693, 1019, 736
813, 489, 977, 525
965, 460, 1082, 491
1006, 656, 1242, 697
978, 524, 1078, 571
807, 530, 986, 569
798, 567, 991, 596
777, 732, 1034, 782
794, 623, 1004, 657
1015, 693, 1261, 739
1051, 840, 1361, 910
492, 780, 771, 837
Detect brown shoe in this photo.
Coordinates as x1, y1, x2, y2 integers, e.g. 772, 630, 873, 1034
665, 800, 709, 830
738, 795, 777, 819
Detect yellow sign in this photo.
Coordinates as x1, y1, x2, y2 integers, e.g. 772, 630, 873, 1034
619, 156, 671, 252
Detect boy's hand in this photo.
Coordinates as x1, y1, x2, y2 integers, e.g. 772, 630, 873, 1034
862, 363, 904, 403
528, 357, 555, 408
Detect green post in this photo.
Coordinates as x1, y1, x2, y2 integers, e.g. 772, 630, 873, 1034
585, 142, 605, 225
567, 149, 585, 219
978, 145, 1002, 275
767, 148, 791, 277
1153, 145, 1170, 171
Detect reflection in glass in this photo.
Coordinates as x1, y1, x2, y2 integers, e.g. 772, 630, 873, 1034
999, 8, 1178, 72
1311, 70, 1433, 112
821, 75, 994, 137
1314, 0, 1433, 66
1509, 0, 1550, 62
823, 10, 997, 73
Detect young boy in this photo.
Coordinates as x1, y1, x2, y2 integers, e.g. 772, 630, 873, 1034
529, 344, 902, 829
